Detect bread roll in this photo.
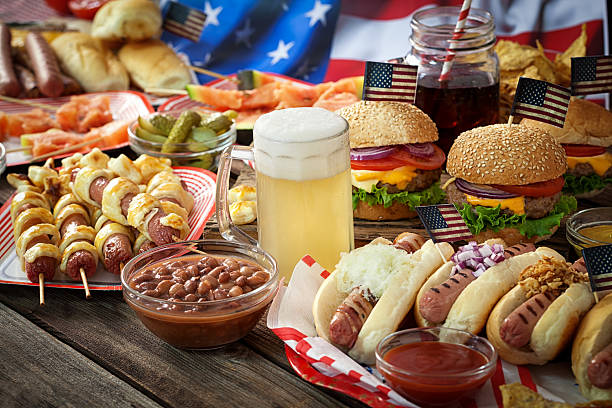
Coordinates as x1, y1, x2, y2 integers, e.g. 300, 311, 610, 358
118, 40, 190, 90
91, 0, 162, 42
51, 33, 129, 92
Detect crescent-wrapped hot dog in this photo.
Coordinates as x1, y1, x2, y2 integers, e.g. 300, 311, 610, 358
313, 233, 453, 364
487, 257, 594, 365
572, 291, 612, 401
414, 241, 561, 334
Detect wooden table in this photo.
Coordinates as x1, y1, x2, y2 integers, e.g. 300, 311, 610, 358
1, 148, 609, 407
0, 149, 368, 408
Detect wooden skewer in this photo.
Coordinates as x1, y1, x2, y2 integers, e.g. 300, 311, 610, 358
80, 268, 91, 299
0, 95, 58, 111
188, 66, 238, 82
29, 135, 104, 163
172, 236, 208, 256
5, 146, 31, 153
144, 87, 187, 96
39, 273, 45, 306
507, 115, 514, 126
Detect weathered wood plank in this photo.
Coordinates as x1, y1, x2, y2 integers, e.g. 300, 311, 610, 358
0, 286, 362, 408
0, 302, 162, 408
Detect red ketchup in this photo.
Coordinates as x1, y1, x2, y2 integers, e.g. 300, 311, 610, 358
381, 342, 492, 407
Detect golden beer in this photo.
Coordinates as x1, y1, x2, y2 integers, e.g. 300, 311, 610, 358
253, 107, 354, 282
256, 169, 354, 282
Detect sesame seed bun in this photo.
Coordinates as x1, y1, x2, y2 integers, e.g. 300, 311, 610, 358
446, 124, 567, 185
336, 101, 438, 148
521, 98, 612, 147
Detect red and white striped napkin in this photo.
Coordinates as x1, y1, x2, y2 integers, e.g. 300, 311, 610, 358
267, 255, 575, 408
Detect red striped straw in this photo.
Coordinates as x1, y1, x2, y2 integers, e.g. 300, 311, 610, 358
439, 0, 472, 82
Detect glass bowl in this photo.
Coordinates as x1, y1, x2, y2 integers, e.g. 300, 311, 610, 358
0, 142, 6, 176
566, 207, 612, 256
375, 327, 497, 407
128, 109, 236, 171
121, 239, 279, 349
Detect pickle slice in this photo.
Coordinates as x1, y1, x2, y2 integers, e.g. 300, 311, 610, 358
135, 127, 168, 144
149, 115, 177, 136
190, 127, 218, 149
162, 110, 202, 153
138, 116, 165, 135
201, 112, 232, 133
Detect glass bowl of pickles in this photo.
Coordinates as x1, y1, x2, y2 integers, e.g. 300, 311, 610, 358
128, 109, 237, 171
566, 207, 612, 256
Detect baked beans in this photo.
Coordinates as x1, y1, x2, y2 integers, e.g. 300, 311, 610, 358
128, 255, 270, 303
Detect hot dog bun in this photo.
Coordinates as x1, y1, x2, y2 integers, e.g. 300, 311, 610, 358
572, 293, 612, 401
312, 238, 453, 364
415, 246, 563, 333
487, 257, 595, 365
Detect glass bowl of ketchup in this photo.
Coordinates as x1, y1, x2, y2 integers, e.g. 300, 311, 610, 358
376, 327, 497, 407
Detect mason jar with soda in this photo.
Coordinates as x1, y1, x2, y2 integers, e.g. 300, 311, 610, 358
406, 7, 500, 153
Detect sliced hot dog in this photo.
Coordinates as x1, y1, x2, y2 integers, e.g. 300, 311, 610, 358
588, 342, 612, 389
103, 233, 133, 275
329, 287, 376, 349
499, 292, 556, 348
25, 32, 63, 97
0, 24, 21, 97
65, 250, 97, 280
59, 213, 88, 236
89, 176, 110, 203
419, 269, 476, 323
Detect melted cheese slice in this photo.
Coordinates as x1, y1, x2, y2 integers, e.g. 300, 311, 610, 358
566, 152, 612, 177
351, 166, 418, 191
465, 194, 526, 215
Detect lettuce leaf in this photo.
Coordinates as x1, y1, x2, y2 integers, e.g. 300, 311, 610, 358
456, 195, 577, 239
563, 173, 612, 195
352, 182, 445, 210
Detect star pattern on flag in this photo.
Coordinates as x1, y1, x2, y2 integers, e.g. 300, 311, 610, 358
294, 58, 317, 79
193, 52, 213, 67
515, 79, 547, 106
235, 18, 255, 48
305, 0, 332, 27
366, 63, 393, 88
203, 1, 222, 27
268, 40, 294, 65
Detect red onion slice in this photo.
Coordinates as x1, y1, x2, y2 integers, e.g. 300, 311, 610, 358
402, 143, 434, 158
350, 146, 397, 161
455, 178, 519, 199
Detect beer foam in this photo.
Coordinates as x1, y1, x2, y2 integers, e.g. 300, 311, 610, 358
253, 108, 349, 180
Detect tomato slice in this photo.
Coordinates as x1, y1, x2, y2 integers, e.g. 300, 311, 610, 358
351, 144, 446, 171
68, 0, 108, 19
562, 144, 606, 157
492, 176, 564, 197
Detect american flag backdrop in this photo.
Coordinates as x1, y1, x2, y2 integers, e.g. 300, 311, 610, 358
362, 61, 417, 103
582, 244, 612, 294
0, 1, 608, 88
510, 77, 571, 127
416, 204, 474, 243
571, 56, 612, 96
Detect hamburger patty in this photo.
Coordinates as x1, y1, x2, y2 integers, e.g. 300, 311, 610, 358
377, 168, 442, 193
567, 162, 612, 178
446, 181, 561, 219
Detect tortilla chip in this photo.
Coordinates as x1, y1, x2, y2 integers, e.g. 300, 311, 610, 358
500, 383, 572, 408
554, 24, 588, 87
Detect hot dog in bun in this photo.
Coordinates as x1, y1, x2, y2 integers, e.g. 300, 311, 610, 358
415, 240, 564, 334
487, 257, 594, 365
572, 291, 612, 401
312, 232, 453, 364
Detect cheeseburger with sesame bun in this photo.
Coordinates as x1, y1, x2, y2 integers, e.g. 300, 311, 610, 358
445, 124, 577, 246
521, 98, 612, 198
337, 101, 446, 221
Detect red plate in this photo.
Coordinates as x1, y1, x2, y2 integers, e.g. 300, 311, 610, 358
0, 167, 215, 291
2, 91, 154, 167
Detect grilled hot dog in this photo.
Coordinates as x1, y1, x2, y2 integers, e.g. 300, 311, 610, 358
25, 32, 63, 97
499, 292, 556, 348
0, 24, 21, 97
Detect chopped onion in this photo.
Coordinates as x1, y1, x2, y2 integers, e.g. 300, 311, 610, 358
350, 146, 397, 161
455, 178, 519, 199
479, 245, 493, 258
451, 240, 507, 278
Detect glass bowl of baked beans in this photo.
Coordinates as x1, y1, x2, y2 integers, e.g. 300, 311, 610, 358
121, 239, 279, 349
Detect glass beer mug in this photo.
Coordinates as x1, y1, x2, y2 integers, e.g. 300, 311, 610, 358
216, 107, 355, 283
